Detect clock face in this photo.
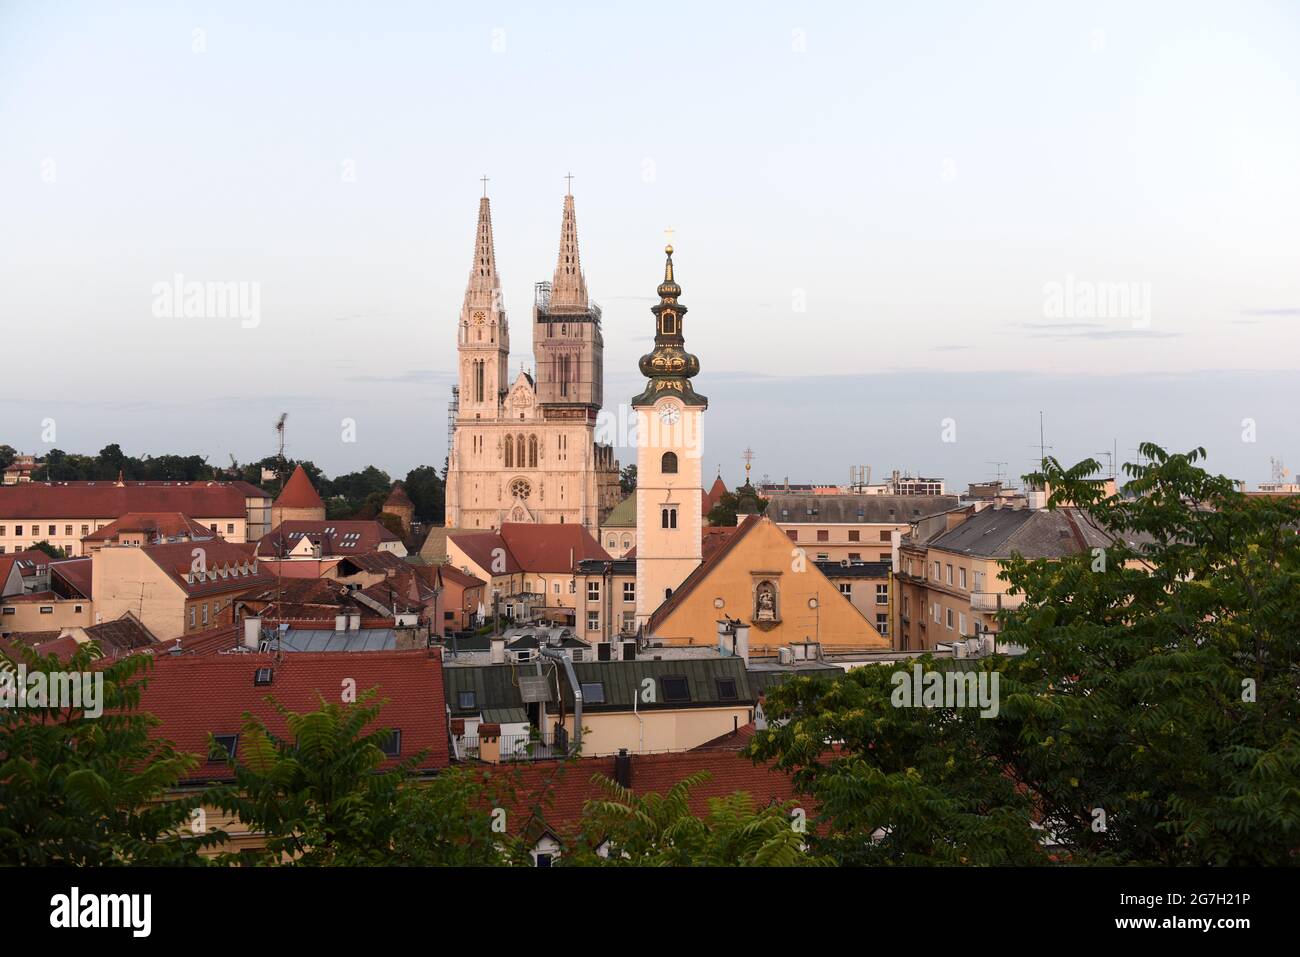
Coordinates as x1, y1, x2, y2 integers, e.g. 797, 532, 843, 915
472, 311, 486, 323
658, 404, 680, 425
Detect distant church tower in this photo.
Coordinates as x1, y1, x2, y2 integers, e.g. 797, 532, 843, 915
444, 185, 621, 530
634, 245, 707, 626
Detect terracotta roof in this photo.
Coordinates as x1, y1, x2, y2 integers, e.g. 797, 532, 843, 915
336, 550, 412, 575
693, 721, 759, 751
274, 465, 324, 509
257, 520, 399, 558
448, 531, 522, 575
0, 481, 265, 519
162, 622, 243, 656
647, 516, 759, 632
83, 511, 219, 543
0, 633, 80, 662
141, 540, 271, 598
0, 550, 53, 585
493, 748, 801, 842
133, 649, 449, 783
703, 475, 729, 516
50, 558, 92, 598
84, 612, 158, 657
383, 483, 414, 508
438, 564, 485, 589
0, 590, 60, 603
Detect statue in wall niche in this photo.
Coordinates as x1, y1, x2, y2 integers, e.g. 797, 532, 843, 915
755, 580, 777, 622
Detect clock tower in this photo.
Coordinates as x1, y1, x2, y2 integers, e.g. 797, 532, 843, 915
634, 245, 707, 628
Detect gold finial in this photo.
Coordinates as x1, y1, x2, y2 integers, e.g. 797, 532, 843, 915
665, 244, 673, 255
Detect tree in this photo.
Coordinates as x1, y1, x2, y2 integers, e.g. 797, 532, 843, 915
707, 483, 768, 527
214, 690, 521, 865
619, 464, 637, 496
0, 444, 16, 471
751, 444, 1300, 866
0, 646, 225, 865
403, 465, 445, 524
562, 772, 824, 866
27, 540, 63, 559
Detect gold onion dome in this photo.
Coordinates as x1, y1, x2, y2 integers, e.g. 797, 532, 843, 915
632, 244, 706, 407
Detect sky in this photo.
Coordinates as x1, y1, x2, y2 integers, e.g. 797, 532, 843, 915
2, 0, 1298, 490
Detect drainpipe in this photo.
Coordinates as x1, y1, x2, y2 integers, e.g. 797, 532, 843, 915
539, 646, 582, 754
633, 689, 644, 753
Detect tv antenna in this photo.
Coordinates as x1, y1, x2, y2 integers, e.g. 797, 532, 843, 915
274, 413, 288, 459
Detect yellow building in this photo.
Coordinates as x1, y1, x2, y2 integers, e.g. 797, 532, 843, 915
646, 515, 888, 655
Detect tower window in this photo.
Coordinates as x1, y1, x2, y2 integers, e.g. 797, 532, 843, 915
504, 434, 514, 468
661, 507, 677, 529
661, 452, 678, 474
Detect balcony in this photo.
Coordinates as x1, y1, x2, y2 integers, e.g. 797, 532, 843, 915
970, 591, 1023, 613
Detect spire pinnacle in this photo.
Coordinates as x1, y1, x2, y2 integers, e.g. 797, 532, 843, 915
548, 189, 588, 311
463, 191, 502, 315
632, 244, 706, 408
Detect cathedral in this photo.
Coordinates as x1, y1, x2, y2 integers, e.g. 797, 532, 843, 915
443, 187, 622, 530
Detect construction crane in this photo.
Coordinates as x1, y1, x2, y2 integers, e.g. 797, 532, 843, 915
274, 412, 288, 459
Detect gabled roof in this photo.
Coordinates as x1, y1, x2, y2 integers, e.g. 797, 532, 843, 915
257, 520, 399, 558
0, 550, 53, 587
84, 612, 158, 657
83, 511, 219, 543
274, 465, 324, 509
448, 522, 610, 575
704, 475, 729, 517
383, 483, 414, 509
141, 540, 270, 598
647, 516, 761, 632
50, 558, 93, 598
0, 481, 266, 518
132, 649, 449, 783
438, 564, 486, 590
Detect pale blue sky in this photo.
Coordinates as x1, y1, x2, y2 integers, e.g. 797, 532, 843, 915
2, 1, 1298, 488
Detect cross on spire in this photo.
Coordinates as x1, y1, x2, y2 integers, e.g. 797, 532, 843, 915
480, 174, 489, 197
664, 225, 675, 245
742, 447, 755, 483
564, 171, 574, 194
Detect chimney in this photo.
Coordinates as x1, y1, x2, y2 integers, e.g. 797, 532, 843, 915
334, 614, 347, 633
613, 748, 633, 788
347, 611, 361, 631
490, 636, 506, 664
734, 622, 750, 663
479, 723, 502, 764
243, 615, 262, 650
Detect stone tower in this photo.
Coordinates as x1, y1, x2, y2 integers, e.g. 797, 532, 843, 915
458, 195, 510, 417
633, 246, 707, 627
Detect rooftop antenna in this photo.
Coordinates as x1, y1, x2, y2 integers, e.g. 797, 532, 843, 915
274, 412, 288, 460
986, 461, 1008, 485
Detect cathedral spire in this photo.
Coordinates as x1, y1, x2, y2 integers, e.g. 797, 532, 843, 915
548, 186, 588, 312
463, 192, 502, 315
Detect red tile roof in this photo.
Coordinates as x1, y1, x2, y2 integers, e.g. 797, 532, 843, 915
141, 540, 271, 598
0, 550, 54, 585
84, 612, 158, 657
0, 481, 264, 519
134, 649, 449, 783
256, 520, 399, 558
0, 633, 80, 662
704, 475, 729, 516
383, 483, 414, 509
83, 511, 219, 543
274, 465, 324, 509
50, 558, 92, 598
449, 522, 610, 576
648, 516, 758, 632
438, 564, 485, 589
494, 748, 801, 841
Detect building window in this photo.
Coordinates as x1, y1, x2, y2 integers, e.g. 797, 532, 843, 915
933, 561, 940, 580
201, 604, 209, 625
880, 530, 891, 542
528, 435, 538, 468
64, 525, 72, 536
379, 730, 401, 757
787, 530, 797, 541
959, 567, 967, 589
959, 612, 966, 635
504, 434, 514, 468
848, 530, 860, 542
715, 677, 738, 700
623, 581, 635, 602
838, 583, 852, 597
876, 584, 888, 605
189, 607, 196, 628
661, 676, 690, 702
946, 564, 953, 585
946, 608, 954, 630
876, 613, 889, 635
587, 611, 600, 631
816, 552, 829, 561
581, 682, 605, 704
816, 529, 828, 542
661, 451, 678, 474
39, 606, 53, 614
81, 525, 88, 535
587, 581, 600, 601
48, 525, 55, 536
210, 734, 238, 763
458, 691, 476, 710
227, 523, 235, 535
848, 552, 860, 561
661, 508, 677, 529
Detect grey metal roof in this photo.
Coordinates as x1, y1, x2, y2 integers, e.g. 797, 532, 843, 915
442, 656, 755, 716
815, 560, 892, 579
928, 506, 1152, 559
272, 628, 397, 652
746, 663, 843, 696
766, 494, 960, 524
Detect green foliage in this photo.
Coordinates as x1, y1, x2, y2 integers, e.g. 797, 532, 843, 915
707, 482, 768, 527
0, 645, 224, 865
563, 772, 825, 866
403, 465, 445, 523
0, 444, 16, 471
26, 540, 64, 559
213, 689, 522, 865
619, 464, 637, 496
751, 444, 1300, 865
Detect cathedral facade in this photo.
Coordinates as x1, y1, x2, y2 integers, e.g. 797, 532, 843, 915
444, 189, 621, 530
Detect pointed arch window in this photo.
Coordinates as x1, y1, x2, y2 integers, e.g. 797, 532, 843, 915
661, 452, 678, 474
504, 434, 513, 468
517, 434, 526, 468
529, 435, 539, 468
